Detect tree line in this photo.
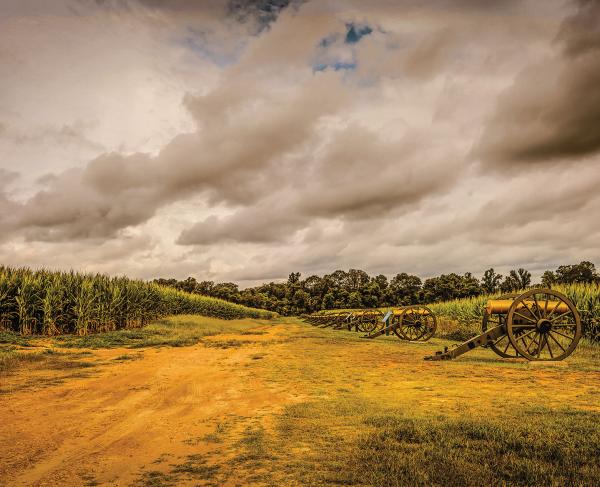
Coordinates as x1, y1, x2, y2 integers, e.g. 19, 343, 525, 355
153, 261, 599, 316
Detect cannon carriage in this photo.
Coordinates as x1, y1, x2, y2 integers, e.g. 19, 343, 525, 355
363, 305, 436, 342
304, 311, 353, 329
425, 289, 581, 361
347, 309, 384, 333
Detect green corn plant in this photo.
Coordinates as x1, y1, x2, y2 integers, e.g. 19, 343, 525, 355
41, 273, 66, 335
15, 272, 43, 335
0, 265, 275, 336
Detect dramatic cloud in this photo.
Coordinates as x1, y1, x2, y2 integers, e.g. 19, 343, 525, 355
0, 0, 598, 285
476, 0, 600, 166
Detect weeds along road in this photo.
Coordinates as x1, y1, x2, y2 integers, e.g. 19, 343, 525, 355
1, 318, 599, 486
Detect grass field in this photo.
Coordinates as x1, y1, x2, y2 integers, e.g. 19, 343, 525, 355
1, 316, 599, 486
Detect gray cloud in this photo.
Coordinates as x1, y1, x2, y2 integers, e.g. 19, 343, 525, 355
2, 0, 598, 285
177, 123, 460, 245
476, 0, 600, 166
4, 67, 350, 241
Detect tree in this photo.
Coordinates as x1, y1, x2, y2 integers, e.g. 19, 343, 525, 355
211, 282, 239, 302
555, 261, 598, 284
322, 292, 335, 310
541, 271, 556, 288
345, 269, 370, 291
461, 272, 482, 297
328, 270, 348, 289
348, 291, 362, 308
373, 275, 388, 292
481, 268, 502, 293
287, 272, 301, 286
290, 289, 310, 313
422, 273, 482, 302
303, 275, 324, 294
511, 268, 531, 289
196, 280, 214, 295
177, 276, 198, 294
387, 273, 422, 305
361, 281, 381, 308
500, 269, 531, 293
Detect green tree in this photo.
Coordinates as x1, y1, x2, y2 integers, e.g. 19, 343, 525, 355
177, 277, 198, 294
387, 273, 422, 305
322, 292, 335, 310
291, 289, 310, 313
541, 271, 556, 288
211, 282, 240, 302
346, 269, 370, 291
287, 272, 301, 286
555, 261, 598, 284
500, 269, 530, 293
348, 291, 362, 308
361, 281, 381, 308
196, 280, 214, 295
481, 268, 502, 293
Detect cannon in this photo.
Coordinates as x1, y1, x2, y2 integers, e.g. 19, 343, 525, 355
303, 306, 437, 342
303, 310, 382, 331
347, 309, 384, 333
304, 311, 353, 329
425, 289, 581, 361
363, 306, 436, 342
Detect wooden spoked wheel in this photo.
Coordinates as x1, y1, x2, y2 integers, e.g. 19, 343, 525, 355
506, 289, 581, 361
482, 312, 522, 358
395, 306, 436, 341
482, 294, 520, 358
358, 310, 383, 333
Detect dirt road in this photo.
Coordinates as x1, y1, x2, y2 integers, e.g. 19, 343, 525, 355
1, 321, 599, 486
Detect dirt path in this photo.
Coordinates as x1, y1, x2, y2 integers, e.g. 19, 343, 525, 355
0, 324, 301, 486
1, 321, 599, 486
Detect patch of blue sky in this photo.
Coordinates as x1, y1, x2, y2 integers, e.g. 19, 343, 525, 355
344, 23, 373, 44
178, 27, 246, 68
313, 61, 357, 72
312, 22, 374, 72
319, 32, 342, 49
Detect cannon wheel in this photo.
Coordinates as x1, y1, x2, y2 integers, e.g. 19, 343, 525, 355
358, 310, 384, 334
482, 293, 521, 358
394, 306, 436, 341
506, 289, 581, 361
482, 312, 520, 358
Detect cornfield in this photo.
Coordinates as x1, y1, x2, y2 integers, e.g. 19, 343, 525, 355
0, 266, 275, 336
429, 283, 600, 341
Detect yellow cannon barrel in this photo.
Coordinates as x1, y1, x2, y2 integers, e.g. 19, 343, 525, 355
486, 299, 569, 315
391, 308, 430, 316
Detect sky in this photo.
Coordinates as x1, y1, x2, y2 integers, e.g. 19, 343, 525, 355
0, 0, 599, 286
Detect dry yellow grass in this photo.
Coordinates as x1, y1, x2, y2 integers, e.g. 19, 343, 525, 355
1, 316, 598, 486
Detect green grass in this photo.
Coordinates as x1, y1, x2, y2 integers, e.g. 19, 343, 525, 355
50, 315, 274, 349
0, 315, 277, 380
0, 331, 37, 347
0, 348, 94, 375
225, 397, 600, 487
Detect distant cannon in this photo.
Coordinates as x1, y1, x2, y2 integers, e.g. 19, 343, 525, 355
363, 306, 436, 342
425, 289, 581, 361
303, 306, 437, 342
347, 309, 384, 333
304, 311, 353, 329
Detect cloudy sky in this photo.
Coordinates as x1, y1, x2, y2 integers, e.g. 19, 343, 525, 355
1, 0, 599, 286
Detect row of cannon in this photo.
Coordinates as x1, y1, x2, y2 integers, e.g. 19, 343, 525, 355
301, 289, 583, 361
302, 305, 437, 342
